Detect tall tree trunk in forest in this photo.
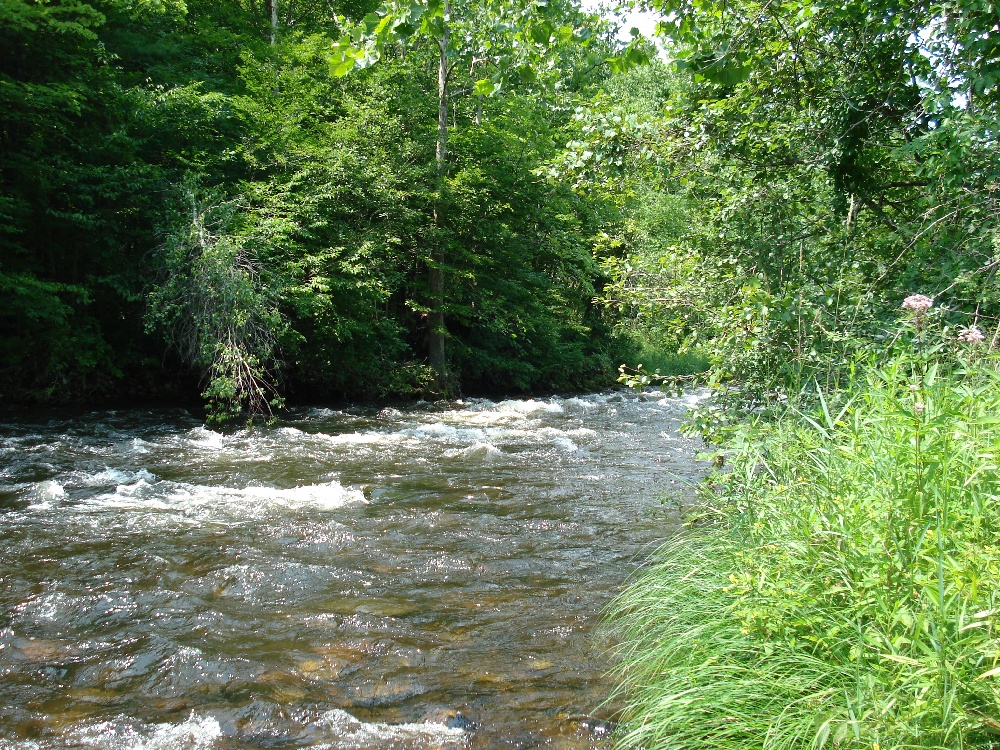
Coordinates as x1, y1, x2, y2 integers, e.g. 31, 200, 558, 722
428, 0, 450, 390
269, 0, 277, 45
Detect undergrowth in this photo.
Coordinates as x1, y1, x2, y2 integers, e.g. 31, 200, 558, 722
627, 347, 711, 378
609, 347, 1000, 749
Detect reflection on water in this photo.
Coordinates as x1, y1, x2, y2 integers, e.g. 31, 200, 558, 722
0, 392, 706, 749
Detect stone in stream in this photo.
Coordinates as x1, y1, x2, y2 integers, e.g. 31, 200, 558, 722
15, 638, 77, 664
64, 687, 119, 705
348, 679, 428, 707
422, 707, 478, 731
558, 714, 616, 737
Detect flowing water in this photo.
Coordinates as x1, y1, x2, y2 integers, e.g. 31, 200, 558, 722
0, 391, 706, 750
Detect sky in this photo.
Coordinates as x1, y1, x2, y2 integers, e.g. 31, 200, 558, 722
580, 1, 662, 44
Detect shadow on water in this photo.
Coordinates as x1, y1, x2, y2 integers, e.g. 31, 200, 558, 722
0, 392, 707, 750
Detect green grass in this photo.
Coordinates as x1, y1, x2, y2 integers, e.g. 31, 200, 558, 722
608, 356, 1000, 749
627, 346, 711, 378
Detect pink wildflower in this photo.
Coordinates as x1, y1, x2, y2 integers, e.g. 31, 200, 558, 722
914, 402, 925, 415
957, 326, 986, 344
902, 294, 933, 312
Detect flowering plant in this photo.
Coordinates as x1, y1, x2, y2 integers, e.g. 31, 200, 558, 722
957, 326, 986, 344
901, 294, 933, 313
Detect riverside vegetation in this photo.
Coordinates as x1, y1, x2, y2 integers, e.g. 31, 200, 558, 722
3, 0, 1000, 745
611, 311, 1000, 749
2, 0, 656, 416
589, 0, 1000, 745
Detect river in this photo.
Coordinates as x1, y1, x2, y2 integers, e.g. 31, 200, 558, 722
0, 391, 705, 750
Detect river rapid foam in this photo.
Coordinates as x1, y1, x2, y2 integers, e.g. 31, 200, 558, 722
0, 391, 706, 749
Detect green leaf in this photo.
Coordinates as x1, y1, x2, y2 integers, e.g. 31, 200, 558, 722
373, 13, 392, 35
393, 20, 416, 37
530, 22, 551, 44
474, 78, 496, 96
331, 56, 356, 76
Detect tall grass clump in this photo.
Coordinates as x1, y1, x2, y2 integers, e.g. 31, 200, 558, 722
609, 344, 1000, 749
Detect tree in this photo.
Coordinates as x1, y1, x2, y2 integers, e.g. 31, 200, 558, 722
147, 185, 286, 421
329, 0, 597, 392
555, 0, 999, 398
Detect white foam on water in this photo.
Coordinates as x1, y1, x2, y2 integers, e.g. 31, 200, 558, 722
180, 426, 227, 450
551, 437, 578, 452
320, 431, 405, 447
683, 389, 712, 406
481, 426, 530, 442
444, 408, 524, 428
85, 477, 366, 520
438, 398, 568, 429
534, 427, 580, 452
495, 399, 564, 415
445, 442, 505, 461
27, 480, 65, 510
566, 427, 599, 444
305, 407, 345, 419
74, 467, 157, 488
52, 714, 223, 750
411, 422, 458, 437
239, 482, 366, 510
313, 709, 467, 749
131, 715, 222, 750
400, 423, 487, 443
88, 479, 170, 511
128, 437, 150, 454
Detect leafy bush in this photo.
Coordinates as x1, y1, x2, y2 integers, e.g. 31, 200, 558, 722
609, 344, 1000, 749
147, 186, 285, 422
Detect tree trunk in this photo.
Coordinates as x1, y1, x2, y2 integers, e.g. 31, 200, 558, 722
428, 3, 450, 391
269, 0, 277, 45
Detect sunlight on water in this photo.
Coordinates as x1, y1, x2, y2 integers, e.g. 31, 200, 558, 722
0, 391, 707, 749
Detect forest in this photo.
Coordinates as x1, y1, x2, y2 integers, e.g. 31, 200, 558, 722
4, 0, 1000, 744
3, 0, 997, 418
2, 0, 651, 418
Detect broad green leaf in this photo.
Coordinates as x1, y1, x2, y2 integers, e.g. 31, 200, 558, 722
474, 78, 496, 96
330, 57, 356, 76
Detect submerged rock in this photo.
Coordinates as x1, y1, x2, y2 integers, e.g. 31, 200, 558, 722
422, 707, 478, 731
559, 714, 616, 738
349, 679, 427, 707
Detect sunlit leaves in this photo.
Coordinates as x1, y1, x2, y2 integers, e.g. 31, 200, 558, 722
474, 77, 496, 95
606, 37, 651, 74
329, 0, 600, 96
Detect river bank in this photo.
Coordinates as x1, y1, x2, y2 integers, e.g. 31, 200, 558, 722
608, 356, 1000, 750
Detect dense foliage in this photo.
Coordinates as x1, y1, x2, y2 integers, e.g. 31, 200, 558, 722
562, 0, 1000, 410
1, 0, 636, 416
